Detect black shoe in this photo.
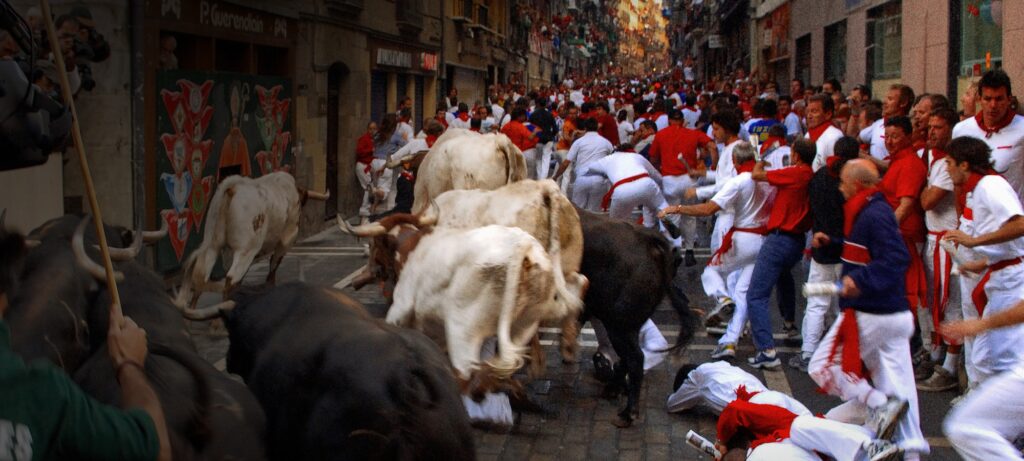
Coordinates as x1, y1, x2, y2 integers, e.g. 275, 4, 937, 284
684, 249, 697, 267
592, 352, 615, 383
661, 217, 682, 239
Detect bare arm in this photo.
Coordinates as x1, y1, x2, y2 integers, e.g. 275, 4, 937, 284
945, 215, 1024, 248
750, 161, 769, 181
553, 159, 571, 181
942, 298, 1024, 341
893, 196, 915, 224
109, 318, 172, 461
659, 201, 722, 218
920, 187, 950, 211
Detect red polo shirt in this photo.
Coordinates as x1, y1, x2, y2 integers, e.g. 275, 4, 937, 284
879, 147, 927, 242
648, 125, 713, 175
501, 120, 539, 151
766, 164, 813, 233
597, 114, 620, 146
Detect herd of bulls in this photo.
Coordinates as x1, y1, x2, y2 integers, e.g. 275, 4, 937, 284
0, 129, 700, 460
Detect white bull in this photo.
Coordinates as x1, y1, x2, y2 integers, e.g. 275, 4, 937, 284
411, 129, 528, 214
174, 172, 328, 309
385, 225, 586, 388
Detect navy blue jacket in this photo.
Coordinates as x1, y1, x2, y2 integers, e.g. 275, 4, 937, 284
837, 193, 909, 314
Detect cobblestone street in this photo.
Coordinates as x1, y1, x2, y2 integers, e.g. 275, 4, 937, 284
189, 225, 961, 460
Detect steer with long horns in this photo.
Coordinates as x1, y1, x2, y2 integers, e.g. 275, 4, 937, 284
174, 172, 329, 310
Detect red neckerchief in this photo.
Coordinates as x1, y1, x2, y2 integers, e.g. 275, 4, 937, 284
807, 122, 832, 142
435, 116, 448, 128
958, 169, 1001, 211
457, 112, 470, 122
760, 136, 786, 155
825, 156, 840, 171
928, 148, 946, 170
735, 385, 760, 402
735, 160, 756, 175
650, 111, 664, 121
425, 135, 438, 148
843, 187, 879, 236
975, 111, 1016, 138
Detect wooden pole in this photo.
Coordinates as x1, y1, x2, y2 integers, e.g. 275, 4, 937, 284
39, 0, 123, 324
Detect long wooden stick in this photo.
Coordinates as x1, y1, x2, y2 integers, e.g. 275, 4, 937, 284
39, 0, 123, 324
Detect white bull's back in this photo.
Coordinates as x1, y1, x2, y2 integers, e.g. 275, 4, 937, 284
412, 132, 527, 214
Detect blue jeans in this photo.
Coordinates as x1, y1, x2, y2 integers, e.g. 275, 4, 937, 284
747, 232, 806, 351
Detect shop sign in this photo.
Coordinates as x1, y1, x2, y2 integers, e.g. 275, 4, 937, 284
161, 0, 293, 39
377, 49, 413, 68
420, 53, 438, 71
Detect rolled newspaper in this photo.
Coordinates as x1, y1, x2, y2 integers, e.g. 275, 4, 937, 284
802, 281, 843, 298
939, 239, 976, 278
686, 430, 722, 459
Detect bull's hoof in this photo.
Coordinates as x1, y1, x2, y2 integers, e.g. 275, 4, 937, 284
612, 414, 633, 428
592, 352, 615, 383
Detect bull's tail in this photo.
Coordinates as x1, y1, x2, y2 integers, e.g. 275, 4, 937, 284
659, 239, 699, 351
484, 243, 531, 378
499, 135, 521, 185
543, 191, 584, 316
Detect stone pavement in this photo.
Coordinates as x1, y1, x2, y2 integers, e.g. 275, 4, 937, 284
189, 224, 962, 460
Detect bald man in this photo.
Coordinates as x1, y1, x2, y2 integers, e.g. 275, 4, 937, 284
806, 159, 928, 458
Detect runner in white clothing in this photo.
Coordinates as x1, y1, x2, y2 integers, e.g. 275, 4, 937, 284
667, 361, 810, 416
917, 108, 964, 392
582, 151, 667, 227
660, 142, 773, 358
554, 118, 614, 211
942, 136, 1024, 384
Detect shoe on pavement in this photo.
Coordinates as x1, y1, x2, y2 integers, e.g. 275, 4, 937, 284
865, 396, 909, 441
711, 343, 736, 359
862, 439, 902, 461
782, 323, 801, 340
917, 366, 958, 392
684, 249, 697, 267
788, 355, 810, 372
706, 321, 728, 335
913, 352, 935, 381
705, 297, 735, 327
747, 351, 781, 369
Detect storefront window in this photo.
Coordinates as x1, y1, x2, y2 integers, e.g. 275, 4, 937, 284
825, 20, 847, 82
867, 1, 901, 81
960, 0, 1003, 76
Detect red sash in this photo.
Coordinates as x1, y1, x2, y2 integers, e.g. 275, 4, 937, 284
828, 308, 865, 379
708, 226, 768, 266
929, 231, 955, 345
601, 173, 649, 211
971, 257, 1023, 316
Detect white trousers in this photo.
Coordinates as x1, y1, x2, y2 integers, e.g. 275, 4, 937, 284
961, 268, 982, 387
662, 174, 699, 249
355, 159, 393, 217
607, 178, 668, 228
808, 310, 929, 454
709, 212, 734, 253
945, 365, 1024, 460
571, 175, 608, 212
922, 234, 963, 349
701, 232, 763, 345
972, 264, 1024, 383
591, 318, 668, 371
801, 261, 842, 358
790, 415, 876, 461
747, 441, 820, 461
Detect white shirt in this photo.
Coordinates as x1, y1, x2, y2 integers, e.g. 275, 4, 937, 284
633, 116, 648, 131
808, 125, 844, 172
617, 121, 634, 147
669, 93, 683, 109
710, 172, 773, 229
448, 116, 471, 130
953, 115, 1024, 201
665, 362, 809, 416
783, 112, 802, 138
566, 132, 614, 176
635, 134, 655, 155
923, 149, 958, 232
655, 114, 669, 131
491, 104, 505, 126
682, 107, 701, 129
966, 175, 1024, 262
390, 137, 430, 164
570, 90, 584, 106
763, 144, 791, 171
696, 139, 742, 201
397, 122, 415, 142
859, 118, 888, 160
583, 152, 663, 185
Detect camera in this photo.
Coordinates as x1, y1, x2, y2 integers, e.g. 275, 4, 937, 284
77, 63, 95, 92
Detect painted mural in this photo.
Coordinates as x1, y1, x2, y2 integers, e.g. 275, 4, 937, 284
155, 70, 293, 272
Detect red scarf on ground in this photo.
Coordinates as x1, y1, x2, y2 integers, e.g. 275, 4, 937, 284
843, 187, 879, 236
975, 111, 1015, 138
806, 122, 832, 143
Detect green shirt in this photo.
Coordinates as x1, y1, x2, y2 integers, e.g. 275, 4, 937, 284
0, 321, 159, 461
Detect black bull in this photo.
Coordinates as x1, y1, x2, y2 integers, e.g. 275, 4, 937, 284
201, 282, 476, 461
576, 210, 700, 428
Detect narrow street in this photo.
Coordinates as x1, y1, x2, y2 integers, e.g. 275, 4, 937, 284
190, 225, 962, 460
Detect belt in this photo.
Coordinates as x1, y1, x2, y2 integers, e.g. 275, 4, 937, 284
601, 173, 650, 211
972, 257, 1023, 316
768, 229, 804, 240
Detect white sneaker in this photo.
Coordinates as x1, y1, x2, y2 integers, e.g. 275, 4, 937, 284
865, 396, 908, 440
862, 439, 902, 461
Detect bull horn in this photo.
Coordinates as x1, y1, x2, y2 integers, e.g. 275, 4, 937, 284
306, 189, 330, 201
336, 215, 387, 237
72, 216, 124, 283
140, 220, 168, 243
99, 231, 143, 261
350, 269, 376, 290
416, 200, 440, 227
181, 300, 237, 321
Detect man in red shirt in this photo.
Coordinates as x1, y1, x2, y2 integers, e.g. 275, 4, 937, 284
355, 121, 379, 221
878, 116, 928, 333
648, 109, 718, 262
594, 101, 621, 147
745, 139, 817, 368
501, 108, 539, 152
